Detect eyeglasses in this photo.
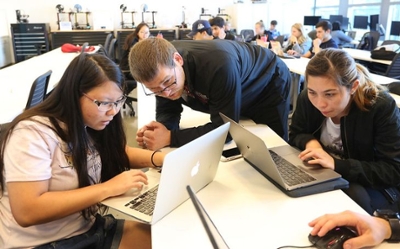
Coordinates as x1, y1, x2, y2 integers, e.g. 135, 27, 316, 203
82, 93, 127, 112
141, 67, 177, 96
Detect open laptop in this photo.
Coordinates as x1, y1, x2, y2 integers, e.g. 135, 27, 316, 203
186, 185, 230, 249
347, 30, 356, 40
270, 41, 300, 59
101, 122, 230, 224
220, 113, 348, 197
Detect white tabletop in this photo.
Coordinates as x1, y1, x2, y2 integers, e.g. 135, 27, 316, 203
151, 125, 395, 249
0, 48, 91, 124
135, 80, 396, 249
343, 48, 392, 65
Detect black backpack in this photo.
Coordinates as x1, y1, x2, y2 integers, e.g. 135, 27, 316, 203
358, 35, 374, 51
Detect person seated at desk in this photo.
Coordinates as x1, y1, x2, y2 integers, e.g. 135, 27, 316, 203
289, 48, 400, 215
209, 17, 235, 40
129, 38, 291, 149
187, 20, 214, 40
283, 23, 312, 56
299, 20, 338, 58
119, 22, 150, 72
0, 53, 165, 249
251, 20, 271, 42
331, 21, 353, 47
310, 210, 400, 249
224, 21, 235, 37
268, 20, 281, 40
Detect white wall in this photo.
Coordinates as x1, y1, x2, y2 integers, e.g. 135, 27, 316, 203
0, 0, 309, 36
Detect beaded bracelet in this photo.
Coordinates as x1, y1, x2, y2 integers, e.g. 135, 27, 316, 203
151, 150, 162, 168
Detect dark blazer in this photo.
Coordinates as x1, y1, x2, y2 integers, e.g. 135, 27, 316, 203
289, 90, 400, 188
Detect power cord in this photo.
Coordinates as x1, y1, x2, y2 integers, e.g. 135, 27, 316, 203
277, 245, 315, 249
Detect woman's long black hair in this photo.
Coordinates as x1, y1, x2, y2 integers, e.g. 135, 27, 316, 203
0, 53, 130, 219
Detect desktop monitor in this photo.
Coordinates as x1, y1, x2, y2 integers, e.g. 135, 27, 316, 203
369, 14, 379, 31
329, 15, 343, 24
390, 21, 400, 36
353, 15, 368, 29
304, 16, 321, 26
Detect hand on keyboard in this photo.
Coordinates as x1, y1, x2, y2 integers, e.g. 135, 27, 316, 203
299, 148, 335, 170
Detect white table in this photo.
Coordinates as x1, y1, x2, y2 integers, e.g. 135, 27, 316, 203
0, 48, 91, 124
133, 82, 396, 248
281, 57, 400, 108
151, 124, 396, 249
343, 48, 392, 65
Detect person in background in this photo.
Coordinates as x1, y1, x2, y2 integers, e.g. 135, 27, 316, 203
0, 53, 165, 249
224, 21, 236, 36
268, 20, 281, 40
310, 210, 400, 249
251, 20, 270, 42
290, 48, 400, 215
119, 22, 150, 72
283, 23, 312, 56
331, 21, 353, 47
129, 38, 291, 150
300, 20, 338, 58
209, 17, 235, 40
187, 20, 213, 40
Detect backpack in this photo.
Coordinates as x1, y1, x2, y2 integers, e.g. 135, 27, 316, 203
358, 35, 373, 51
371, 44, 400, 60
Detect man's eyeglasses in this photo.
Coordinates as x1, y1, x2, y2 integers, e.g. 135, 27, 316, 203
82, 93, 127, 112
141, 67, 177, 96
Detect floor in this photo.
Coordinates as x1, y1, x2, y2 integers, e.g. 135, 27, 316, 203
121, 88, 139, 148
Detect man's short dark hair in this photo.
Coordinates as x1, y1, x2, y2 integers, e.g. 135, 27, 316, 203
316, 20, 332, 31
209, 17, 225, 28
270, 20, 278, 26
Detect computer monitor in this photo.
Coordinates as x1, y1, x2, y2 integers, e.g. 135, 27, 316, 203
390, 21, 400, 36
353, 16, 368, 29
342, 17, 349, 30
369, 14, 379, 31
304, 16, 321, 26
329, 15, 343, 24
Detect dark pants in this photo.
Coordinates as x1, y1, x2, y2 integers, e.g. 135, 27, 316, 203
342, 183, 400, 215
243, 67, 291, 141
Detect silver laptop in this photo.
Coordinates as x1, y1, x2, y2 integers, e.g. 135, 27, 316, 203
101, 123, 230, 224
187, 185, 230, 249
219, 113, 341, 191
270, 41, 299, 59
347, 31, 356, 40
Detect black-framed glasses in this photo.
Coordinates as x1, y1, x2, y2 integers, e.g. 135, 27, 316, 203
82, 93, 127, 112
141, 67, 177, 96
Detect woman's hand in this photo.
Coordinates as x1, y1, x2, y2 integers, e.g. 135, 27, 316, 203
299, 147, 335, 169
103, 170, 148, 198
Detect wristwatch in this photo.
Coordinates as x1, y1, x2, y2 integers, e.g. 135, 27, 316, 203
373, 209, 400, 242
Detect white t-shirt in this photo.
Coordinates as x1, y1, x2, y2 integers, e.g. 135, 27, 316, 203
0, 116, 99, 249
320, 117, 344, 159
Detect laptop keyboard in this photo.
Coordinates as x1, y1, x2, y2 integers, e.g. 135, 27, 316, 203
125, 185, 158, 216
269, 151, 316, 186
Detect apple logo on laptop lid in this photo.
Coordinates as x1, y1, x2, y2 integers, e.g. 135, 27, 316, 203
191, 161, 200, 177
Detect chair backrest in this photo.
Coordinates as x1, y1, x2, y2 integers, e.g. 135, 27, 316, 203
239, 29, 254, 42
275, 35, 285, 46
357, 32, 374, 51
108, 38, 117, 62
369, 31, 380, 49
25, 70, 52, 109
103, 33, 113, 53
382, 40, 400, 46
386, 53, 400, 80
387, 81, 400, 95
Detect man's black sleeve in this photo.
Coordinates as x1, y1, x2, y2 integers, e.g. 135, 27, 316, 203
156, 96, 183, 131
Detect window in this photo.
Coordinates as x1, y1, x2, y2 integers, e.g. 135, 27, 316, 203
316, 0, 339, 6
349, 0, 381, 3
315, 7, 340, 19
347, 5, 381, 39
387, 4, 400, 38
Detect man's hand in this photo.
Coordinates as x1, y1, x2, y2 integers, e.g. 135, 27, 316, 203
136, 121, 171, 150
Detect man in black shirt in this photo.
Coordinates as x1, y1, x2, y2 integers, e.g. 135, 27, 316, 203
129, 38, 291, 149
302, 20, 338, 58
209, 17, 236, 40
